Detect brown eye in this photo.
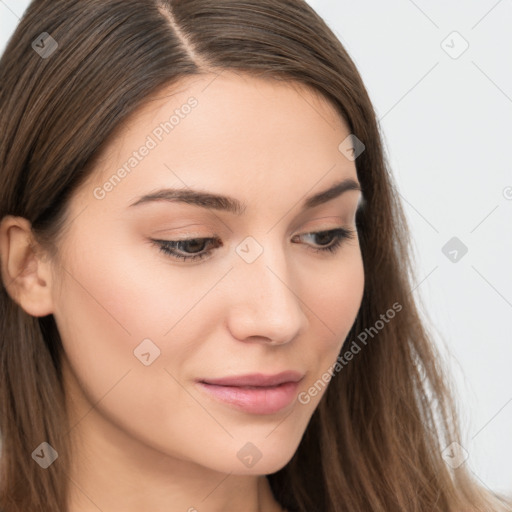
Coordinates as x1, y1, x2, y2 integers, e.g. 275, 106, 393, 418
293, 228, 356, 254
153, 237, 222, 262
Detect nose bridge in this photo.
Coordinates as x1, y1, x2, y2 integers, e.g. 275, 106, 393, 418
227, 235, 308, 343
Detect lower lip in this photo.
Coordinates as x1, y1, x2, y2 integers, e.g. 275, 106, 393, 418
196, 381, 300, 415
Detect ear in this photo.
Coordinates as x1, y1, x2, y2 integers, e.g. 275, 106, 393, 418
0, 215, 54, 317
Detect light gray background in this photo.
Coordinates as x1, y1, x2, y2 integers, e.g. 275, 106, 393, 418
1, 0, 511, 494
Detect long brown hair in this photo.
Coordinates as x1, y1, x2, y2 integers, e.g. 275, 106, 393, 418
0, 1, 510, 510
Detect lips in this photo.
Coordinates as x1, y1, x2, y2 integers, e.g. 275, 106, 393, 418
196, 371, 304, 414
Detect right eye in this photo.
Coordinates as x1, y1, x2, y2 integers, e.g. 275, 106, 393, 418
152, 237, 222, 262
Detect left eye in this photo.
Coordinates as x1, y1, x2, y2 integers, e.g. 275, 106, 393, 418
152, 227, 356, 263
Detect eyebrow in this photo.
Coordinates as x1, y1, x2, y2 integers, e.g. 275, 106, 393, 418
128, 177, 363, 215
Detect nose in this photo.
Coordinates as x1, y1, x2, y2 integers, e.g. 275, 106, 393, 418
225, 242, 309, 345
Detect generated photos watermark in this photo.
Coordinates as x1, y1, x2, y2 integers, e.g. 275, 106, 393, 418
93, 96, 199, 200
298, 301, 402, 404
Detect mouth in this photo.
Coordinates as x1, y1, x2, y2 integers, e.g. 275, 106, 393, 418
196, 371, 304, 415
196, 381, 301, 415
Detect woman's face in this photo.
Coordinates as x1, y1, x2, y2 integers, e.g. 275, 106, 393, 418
51, 71, 365, 477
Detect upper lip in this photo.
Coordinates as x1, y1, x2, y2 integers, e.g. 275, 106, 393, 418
199, 371, 304, 387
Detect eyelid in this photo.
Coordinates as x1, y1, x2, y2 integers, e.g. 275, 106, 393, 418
290, 213, 355, 232
151, 214, 357, 240
152, 214, 353, 237
151, 223, 218, 236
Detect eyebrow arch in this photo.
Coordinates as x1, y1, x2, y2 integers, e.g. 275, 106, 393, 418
128, 177, 363, 215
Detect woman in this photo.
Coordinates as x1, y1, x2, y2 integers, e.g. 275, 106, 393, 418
0, 1, 510, 511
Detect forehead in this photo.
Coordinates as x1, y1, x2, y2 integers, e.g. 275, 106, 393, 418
76, 71, 358, 215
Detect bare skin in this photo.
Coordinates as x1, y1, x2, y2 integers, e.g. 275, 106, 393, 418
0, 71, 364, 511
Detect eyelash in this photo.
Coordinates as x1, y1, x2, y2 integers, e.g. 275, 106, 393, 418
151, 227, 357, 263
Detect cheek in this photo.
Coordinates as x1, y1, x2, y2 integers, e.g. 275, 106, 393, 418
51, 227, 230, 399
53, 230, 219, 343
51, 239, 229, 462
309, 245, 364, 336
300, 247, 364, 382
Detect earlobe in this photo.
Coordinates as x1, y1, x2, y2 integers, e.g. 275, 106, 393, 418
0, 215, 54, 317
